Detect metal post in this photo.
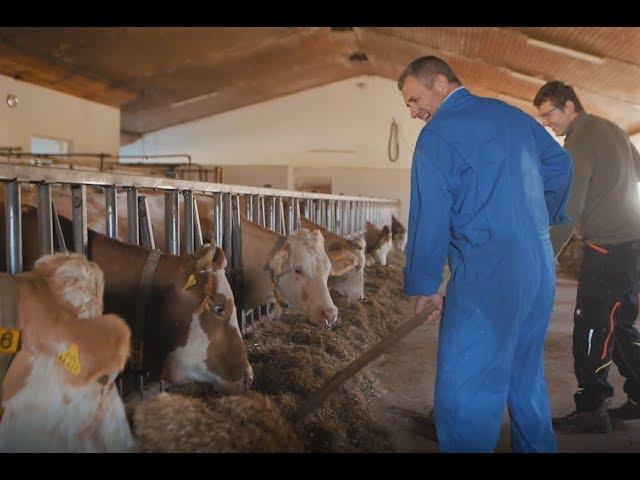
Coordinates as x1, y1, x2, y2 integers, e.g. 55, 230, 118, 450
267, 195, 276, 231
71, 184, 87, 255
259, 195, 266, 226
293, 198, 300, 232
286, 197, 294, 235
247, 194, 254, 221
138, 196, 156, 250
328, 200, 335, 233
275, 197, 284, 235
127, 187, 139, 245
222, 193, 232, 261
105, 186, 118, 239
51, 201, 67, 252
183, 190, 195, 254
165, 190, 180, 255
252, 195, 260, 226
305, 199, 312, 220
193, 196, 203, 249
37, 183, 53, 257
4, 181, 22, 274
214, 193, 223, 247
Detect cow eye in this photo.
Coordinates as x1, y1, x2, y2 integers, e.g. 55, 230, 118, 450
294, 267, 304, 276
213, 304, 226, 315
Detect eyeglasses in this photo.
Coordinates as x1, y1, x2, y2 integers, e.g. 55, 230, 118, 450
539, 105, 560, 119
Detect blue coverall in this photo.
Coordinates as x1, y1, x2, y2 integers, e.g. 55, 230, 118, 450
404, 88, 573, 452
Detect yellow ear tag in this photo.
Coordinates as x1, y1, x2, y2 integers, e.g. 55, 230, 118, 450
57, 344, 81, 376
183, 274, 197, 291
0, 328, 21, 354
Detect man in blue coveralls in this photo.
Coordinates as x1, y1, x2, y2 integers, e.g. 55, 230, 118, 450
398, 56, 573, 452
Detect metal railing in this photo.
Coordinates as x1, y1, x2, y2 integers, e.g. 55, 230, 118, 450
0, 164, 400, 335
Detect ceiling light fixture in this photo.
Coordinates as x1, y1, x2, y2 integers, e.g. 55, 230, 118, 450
170, 91, 219, 109
526, 38, 606, 65
505, 69, 546, 86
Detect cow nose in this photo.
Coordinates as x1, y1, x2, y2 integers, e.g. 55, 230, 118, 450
322, 306, 338, 327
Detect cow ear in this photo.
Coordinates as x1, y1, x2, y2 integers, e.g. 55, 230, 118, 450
381, 225, 392, 241
192, 244, 215, 271
211, 246, 227, 271
62, 314, 131, 387
267, 244, 291, 277
328, 249, 358, 276
313, 229, 324, 248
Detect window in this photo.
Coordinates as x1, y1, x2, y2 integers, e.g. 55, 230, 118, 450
31, 136, 70, 155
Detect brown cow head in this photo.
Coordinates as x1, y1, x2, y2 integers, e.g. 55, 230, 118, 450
391, 215, 407, 253
267, 229, 339, 326
366, 222, 393, 266
327, 237, 365, 303
160, 244, 253, 394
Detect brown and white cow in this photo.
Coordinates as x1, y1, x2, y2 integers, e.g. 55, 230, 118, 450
240, 216, 341, 326
0, 253, 134, 452
365, 221, 393, 266
391, 215, 407, 253
299, 217, 364, 303
0, 204, 253, 395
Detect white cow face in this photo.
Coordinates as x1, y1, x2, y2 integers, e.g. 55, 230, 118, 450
268, 229, 339, 326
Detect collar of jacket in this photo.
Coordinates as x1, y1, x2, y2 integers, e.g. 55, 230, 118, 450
434, 87, 470, 118
565, 111, 589, 139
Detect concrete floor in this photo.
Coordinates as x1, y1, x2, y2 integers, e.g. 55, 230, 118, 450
370, 274, 640, 452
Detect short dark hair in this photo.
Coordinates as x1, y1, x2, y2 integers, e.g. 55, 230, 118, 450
397, 56, 462, 90
533, 80, 584, 113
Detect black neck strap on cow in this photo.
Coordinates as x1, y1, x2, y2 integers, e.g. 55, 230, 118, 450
0, 273, 20, 422
131, 248, 162, 372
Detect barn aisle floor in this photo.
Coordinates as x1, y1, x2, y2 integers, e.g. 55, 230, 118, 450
369, 274, 640, 452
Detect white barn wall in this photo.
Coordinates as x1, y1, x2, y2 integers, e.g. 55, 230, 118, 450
0, 73, 120, 156
120, 75, 423, 170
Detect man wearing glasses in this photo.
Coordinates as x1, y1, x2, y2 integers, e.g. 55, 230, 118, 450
534, 81, 640, 433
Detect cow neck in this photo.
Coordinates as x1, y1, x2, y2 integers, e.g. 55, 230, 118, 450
240, 217, 287, 308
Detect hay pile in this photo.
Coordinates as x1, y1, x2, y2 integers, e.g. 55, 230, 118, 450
132, 250, 411, 452
245, 249, 409, 452
133, 391, 301, 453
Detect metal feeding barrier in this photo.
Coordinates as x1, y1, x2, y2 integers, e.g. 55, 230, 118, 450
0, 163, 400, 337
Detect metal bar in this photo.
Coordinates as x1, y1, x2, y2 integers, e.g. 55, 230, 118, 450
4, 181, 22, 274
126, 187, 139, 245
51, 201, 67, 252
222, 193, 232, 261
259, 196, 266, 227
71, 184, 87, 255
36, 183, 53, 257
0, 164, 398, 204
183, 190, 195, 254
165, 190, 180, 255
328, 200, 334, 233
267, 195, 276, 230
138, 196, 156, 250
105, 186, 118, 239
214, 193, 223, 247
286, 197, 294, 235
275, 197, 284, 235
293, 198, 300, 232
193, 196, 203, 249
247, 194, 254, 221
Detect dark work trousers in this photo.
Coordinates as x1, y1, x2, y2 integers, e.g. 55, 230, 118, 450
573, 239, 640, 411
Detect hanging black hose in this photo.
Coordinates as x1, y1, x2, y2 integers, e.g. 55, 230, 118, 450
387, 118, 399, 163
